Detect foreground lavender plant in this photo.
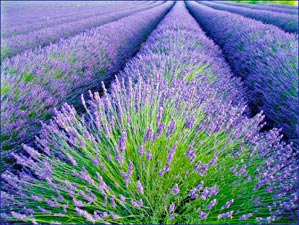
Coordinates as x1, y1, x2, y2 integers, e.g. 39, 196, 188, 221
2, 2, 297, 224
187, 1, 298, 145
199, 1, 298, 34
0, 2, 173, 170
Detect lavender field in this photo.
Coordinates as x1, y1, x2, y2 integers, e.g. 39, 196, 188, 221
1, 1, 298, 224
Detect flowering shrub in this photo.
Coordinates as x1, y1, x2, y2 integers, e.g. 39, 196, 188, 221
187, 1, 298, 145
0, 2, 173, 170
2, 2, 297, 224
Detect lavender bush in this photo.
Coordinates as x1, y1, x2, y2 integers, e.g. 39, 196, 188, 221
216, 1, 298, 15
187, 1, 298, 145
1, 2, 163, 59
200, 1, 298, 34
1, 2, 173, 169
2, 2, 297, 224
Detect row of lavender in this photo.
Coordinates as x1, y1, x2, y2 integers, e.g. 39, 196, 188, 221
216, 1, 298, 15
1, 1, 139, 28
2, 2, 297, 224
1, 2, 173, 170
199, 1, 298, 34
187, 1, 298, 145
1, 1, 152, 38
1, 2, 163, 59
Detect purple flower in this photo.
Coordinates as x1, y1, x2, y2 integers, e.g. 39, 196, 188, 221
218, 211, 234, 219
169, 213, 178, 220
119, 130, 127, 152
11, 212, 27, 221
221, 199, 234, 209
37, 206, 50, 214
239, 213, 253, 220
136, 180, 144, 194
147, 149, 153, 161
131, 199, 143, 208
206, 199, 217, 210
196, 181, 204, 191
110, 211, 120, 220
73, 199, 84, 207
110, 196, 116, 208
199, 211, 208, 220
209, 153, 218, 167
166, 143, 178, 165
157, 122, 165, 137
66, 154, 78, 166
138, 145, 145, 157
75, 207, 95, 223
166, 119, 176, 138
185, 142, 196, 162
22, 144, 40, 160
144, 126, 153, 141
119, 194, 126, 205
171, 184, 180, 195
168, 203, 175, 213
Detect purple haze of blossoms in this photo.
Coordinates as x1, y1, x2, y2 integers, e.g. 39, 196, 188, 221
1, 2, 141, 28
1, 1, 155, 38
1, 2, 164, 59
187, 1, 298, 145
1, 1, 173, 169
200, 1, 298, 34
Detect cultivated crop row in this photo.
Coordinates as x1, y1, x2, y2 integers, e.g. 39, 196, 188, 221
1, 1, 154, 38
1, 1, 164, 59
200, 1, 298, 33
1, 1, 141, 27
1, 1, 173, 169
187, 1, 298, 145
2, 2, 297, 224
217, 1, 298, 15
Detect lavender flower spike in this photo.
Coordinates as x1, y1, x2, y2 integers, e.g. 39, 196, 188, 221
136, 180, 144, 194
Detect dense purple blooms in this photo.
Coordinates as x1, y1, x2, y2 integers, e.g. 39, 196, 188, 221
1, 2, 133, 28
200, 1, 298, 33
1, 2, 163, 58
187, 1, 298, 144
1, 2, 173, 169
1, 1, 155, 38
